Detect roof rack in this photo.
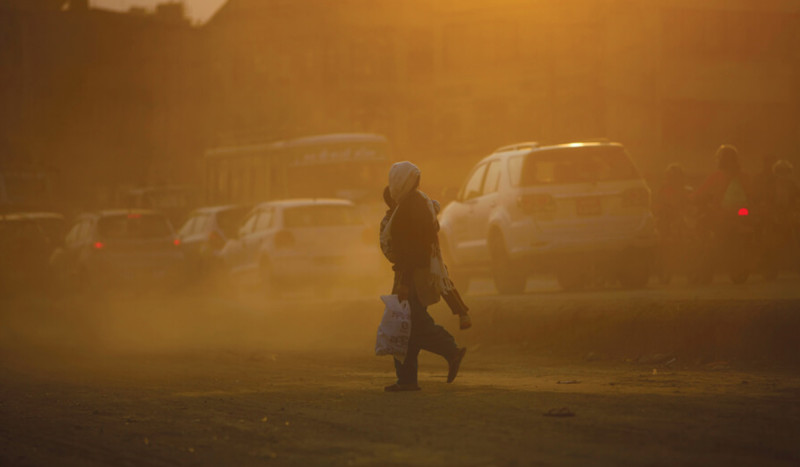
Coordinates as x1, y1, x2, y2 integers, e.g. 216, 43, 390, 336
570, 137, 611, 144
493, 141, 539, 153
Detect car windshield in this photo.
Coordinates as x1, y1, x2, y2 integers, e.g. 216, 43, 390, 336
98, 214, 172, 239
520, 146, 639, 185
283, 205, 363, 228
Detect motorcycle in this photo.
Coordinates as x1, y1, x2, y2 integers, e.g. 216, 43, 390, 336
688, 203, 759, 285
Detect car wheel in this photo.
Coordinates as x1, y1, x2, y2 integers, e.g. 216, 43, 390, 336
490, 234, 525, 295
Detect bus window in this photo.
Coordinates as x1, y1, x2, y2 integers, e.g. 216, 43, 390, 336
204, 133, 390, 205
286, 159, 385, 202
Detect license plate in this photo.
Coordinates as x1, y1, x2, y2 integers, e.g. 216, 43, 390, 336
576, 198, 602, 216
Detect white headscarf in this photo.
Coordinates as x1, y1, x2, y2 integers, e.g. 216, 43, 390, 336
382, 161, 453, 293
388, 161, 420, 203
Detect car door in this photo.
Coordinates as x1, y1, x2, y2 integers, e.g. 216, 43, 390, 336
447, 163, 488, 265
177, 213, 200, 248
68, 218, 96, 269
240, 207, 273, 270
227, 210, 259, 271
468, 159, 503, 264
77, 218, 100, 266
55, 219, 84, 274
251, 207, 274, 260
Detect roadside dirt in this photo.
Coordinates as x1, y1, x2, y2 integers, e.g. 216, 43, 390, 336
1, 290, 800, 466
2, 348, 799, 466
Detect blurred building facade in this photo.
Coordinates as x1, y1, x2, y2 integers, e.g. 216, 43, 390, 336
0, 1, 201, 211
203, 0, 800, 186
1, 0, 798, 210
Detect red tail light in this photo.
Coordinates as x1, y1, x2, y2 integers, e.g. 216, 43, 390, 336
274, 230, 295, 249
622, 187, 651, 208
738, 208, 749, 216
518, 194, 556, 214
208, 231, 225, 250
173, 238, 181, 246
93, 242, 104, 250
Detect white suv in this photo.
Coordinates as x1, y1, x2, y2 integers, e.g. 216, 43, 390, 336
439, 141, 658, 293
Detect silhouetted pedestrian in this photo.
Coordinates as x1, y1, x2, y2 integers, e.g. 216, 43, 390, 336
380, 162, 466, 392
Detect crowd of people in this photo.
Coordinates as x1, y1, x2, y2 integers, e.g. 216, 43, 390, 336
653, 145, 800, 283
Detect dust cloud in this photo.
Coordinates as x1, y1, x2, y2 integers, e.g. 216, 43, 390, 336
0, 257, 395, 359
4, 273, 800, 372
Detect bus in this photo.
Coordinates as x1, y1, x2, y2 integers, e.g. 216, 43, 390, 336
204, 133, 391, 209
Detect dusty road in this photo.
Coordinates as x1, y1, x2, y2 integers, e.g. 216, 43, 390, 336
2, 277, 800, 466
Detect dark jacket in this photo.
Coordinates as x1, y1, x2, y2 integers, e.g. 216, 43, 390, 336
391, 190, 435, 276
390, 190, 440, 305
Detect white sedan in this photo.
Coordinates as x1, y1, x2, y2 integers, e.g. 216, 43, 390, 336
221, 198, 384, 296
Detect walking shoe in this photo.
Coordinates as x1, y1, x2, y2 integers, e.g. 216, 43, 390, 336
459, 313, 472, 330
384, 383, 421, 392
447, 347, 467, 383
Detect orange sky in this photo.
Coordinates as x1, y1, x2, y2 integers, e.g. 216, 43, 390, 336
90, 0, 226, 23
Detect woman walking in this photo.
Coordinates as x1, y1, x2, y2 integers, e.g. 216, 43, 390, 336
381, 161, 466, 392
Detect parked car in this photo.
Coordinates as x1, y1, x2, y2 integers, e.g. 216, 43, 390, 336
220, 198, 381, 296
0, 211, 65, 291
177, 204, 249, 281
49, 209, 186, 292
117, 185, 198, 229
438, 141, 658, 293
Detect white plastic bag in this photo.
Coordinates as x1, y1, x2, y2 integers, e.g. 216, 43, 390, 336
375, 295, 412, 362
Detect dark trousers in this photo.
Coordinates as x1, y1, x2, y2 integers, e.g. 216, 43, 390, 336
393, 288, 458, 385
